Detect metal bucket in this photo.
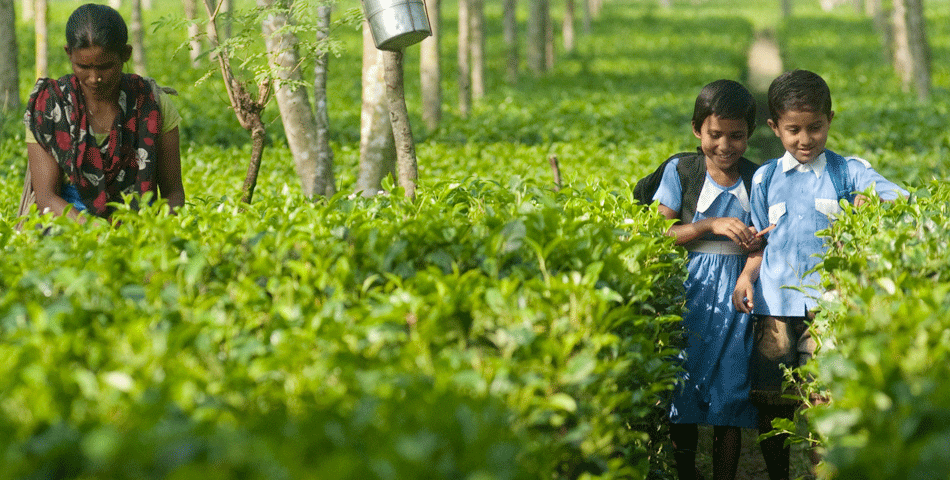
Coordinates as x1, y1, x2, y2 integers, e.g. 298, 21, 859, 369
364, 0, 431, 51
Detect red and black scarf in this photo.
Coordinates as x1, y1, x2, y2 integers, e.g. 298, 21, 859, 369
26, 73, 161, 218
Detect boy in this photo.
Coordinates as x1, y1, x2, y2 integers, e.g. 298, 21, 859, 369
731, 69, 908, 480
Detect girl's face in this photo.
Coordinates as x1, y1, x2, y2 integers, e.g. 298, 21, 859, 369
66, 44, 130, 101
693, 114, 749, 172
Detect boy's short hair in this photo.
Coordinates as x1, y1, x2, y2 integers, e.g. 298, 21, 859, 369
767, 70, 832, 122
692, 79, 756, 136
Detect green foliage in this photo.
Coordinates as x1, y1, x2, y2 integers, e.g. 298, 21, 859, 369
0, 180, 685, 478
811, 182, 950, 478
3, 0, 950, 478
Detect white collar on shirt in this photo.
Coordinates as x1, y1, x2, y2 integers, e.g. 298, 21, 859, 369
780, 150, 826, 179
696, 174, 750, 214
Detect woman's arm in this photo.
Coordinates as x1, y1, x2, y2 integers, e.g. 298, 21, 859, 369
27, 142, 85, 223
155, 126, 184, 213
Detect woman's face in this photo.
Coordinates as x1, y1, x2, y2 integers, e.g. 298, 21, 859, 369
66, 44, 130, 101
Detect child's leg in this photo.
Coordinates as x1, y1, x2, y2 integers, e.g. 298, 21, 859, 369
670, 422, 699, 480
757, 404, 794, 480
712, 425, 740, 480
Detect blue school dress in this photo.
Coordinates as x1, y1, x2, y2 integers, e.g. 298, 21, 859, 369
654, 158, 758, 428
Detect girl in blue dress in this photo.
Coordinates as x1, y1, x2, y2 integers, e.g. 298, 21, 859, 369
653, 80, 762, 480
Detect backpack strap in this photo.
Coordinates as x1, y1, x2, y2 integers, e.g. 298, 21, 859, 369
824, 149, 855, 202
675, 151, 705, 224
759, 152, 855, 206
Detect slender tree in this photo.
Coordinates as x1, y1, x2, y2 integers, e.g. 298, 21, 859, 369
130, 0, 147, 75
260, 0, 335, 198
313, 2, 335, 196
20, 0, 32, 20
183, 0, 203, 67
204, 0, 272, 203
357, 21, 396, 196
891, 0, 931, 100
420, 0, 442, 132
109, 0, 121, 8
0, 0, 19, 112
457, 0, 471, 117
35, 0, 48, 79
384, 50, 418, 199
503, 0, 518, 83
527, 0, 543, 75
469, 0, 484, 100
563, 0, 576, 53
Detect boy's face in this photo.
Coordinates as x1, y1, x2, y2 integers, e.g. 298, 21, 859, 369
767, 109, 835, 164
693, 114, 749, 172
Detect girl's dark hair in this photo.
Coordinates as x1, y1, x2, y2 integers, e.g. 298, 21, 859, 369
691, 79, 756, 136
767, 69, 832, 122
65, 4, 128, 54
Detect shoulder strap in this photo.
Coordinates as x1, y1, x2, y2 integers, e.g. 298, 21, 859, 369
676, 150, 705, 224
758, 158, 779, 204
824, 149, 855, 202
736, 157, 758, 194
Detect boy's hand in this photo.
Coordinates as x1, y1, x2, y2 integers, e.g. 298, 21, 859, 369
854, 194, 870, 208
732, 276, 755, 314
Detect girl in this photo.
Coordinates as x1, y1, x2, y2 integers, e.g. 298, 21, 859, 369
25, 3, 183, 222
654, 80, 761, 480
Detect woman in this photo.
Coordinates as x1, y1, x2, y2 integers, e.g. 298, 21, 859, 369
25, 3, 183, 222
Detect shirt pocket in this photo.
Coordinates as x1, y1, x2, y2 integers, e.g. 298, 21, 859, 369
768, 202, 786, 225
815, 198, 842, 218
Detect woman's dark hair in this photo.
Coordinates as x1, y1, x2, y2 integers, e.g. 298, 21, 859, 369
65, 4, 128, 54
767, 69, 832, 122
691, 79, 757, 136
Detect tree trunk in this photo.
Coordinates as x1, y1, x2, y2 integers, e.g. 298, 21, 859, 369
384, 50, 418, 199
204, 0, 272, 204
503, 0, 518, 83
260, 0, 335, 198
0, 0, 19, 112
782, 0, 793, 18
183, 0, 202, 67
544, 0, 554, 70
582, 0, 591, 34
35, 0, 48, 79
358, 21, 396, 197
131, 0, 147, 75
20, 0, 32, 21
527, 0, 543, 75
891, 0, 931, 100
109, 0, 122, 8
563, 0, 575, 53
313, 3, 336, 197
470, 0, 484, 100
420, 0, 442, 132
457, 0, 471, 117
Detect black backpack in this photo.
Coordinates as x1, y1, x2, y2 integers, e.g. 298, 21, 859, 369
634, 149, 758, 224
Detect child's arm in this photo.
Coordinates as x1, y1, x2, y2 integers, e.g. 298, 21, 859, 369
657, 204, 760, 249
732, 249, 762, 314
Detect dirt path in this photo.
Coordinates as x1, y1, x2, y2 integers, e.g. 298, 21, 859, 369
695, 426, 814, 480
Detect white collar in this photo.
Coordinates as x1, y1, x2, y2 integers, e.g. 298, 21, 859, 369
780, 150, 826, 179
696, 174, 750, 214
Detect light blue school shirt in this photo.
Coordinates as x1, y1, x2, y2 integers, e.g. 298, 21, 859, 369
749, 150, 908, 317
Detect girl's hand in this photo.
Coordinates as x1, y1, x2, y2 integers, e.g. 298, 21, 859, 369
709, 217, 755, 247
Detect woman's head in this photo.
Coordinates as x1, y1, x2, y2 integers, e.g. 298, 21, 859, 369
65, 4, 129, 55
691, 79, 757, 137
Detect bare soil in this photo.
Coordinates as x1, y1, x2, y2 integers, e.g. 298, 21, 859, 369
694, 425, 815, 480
